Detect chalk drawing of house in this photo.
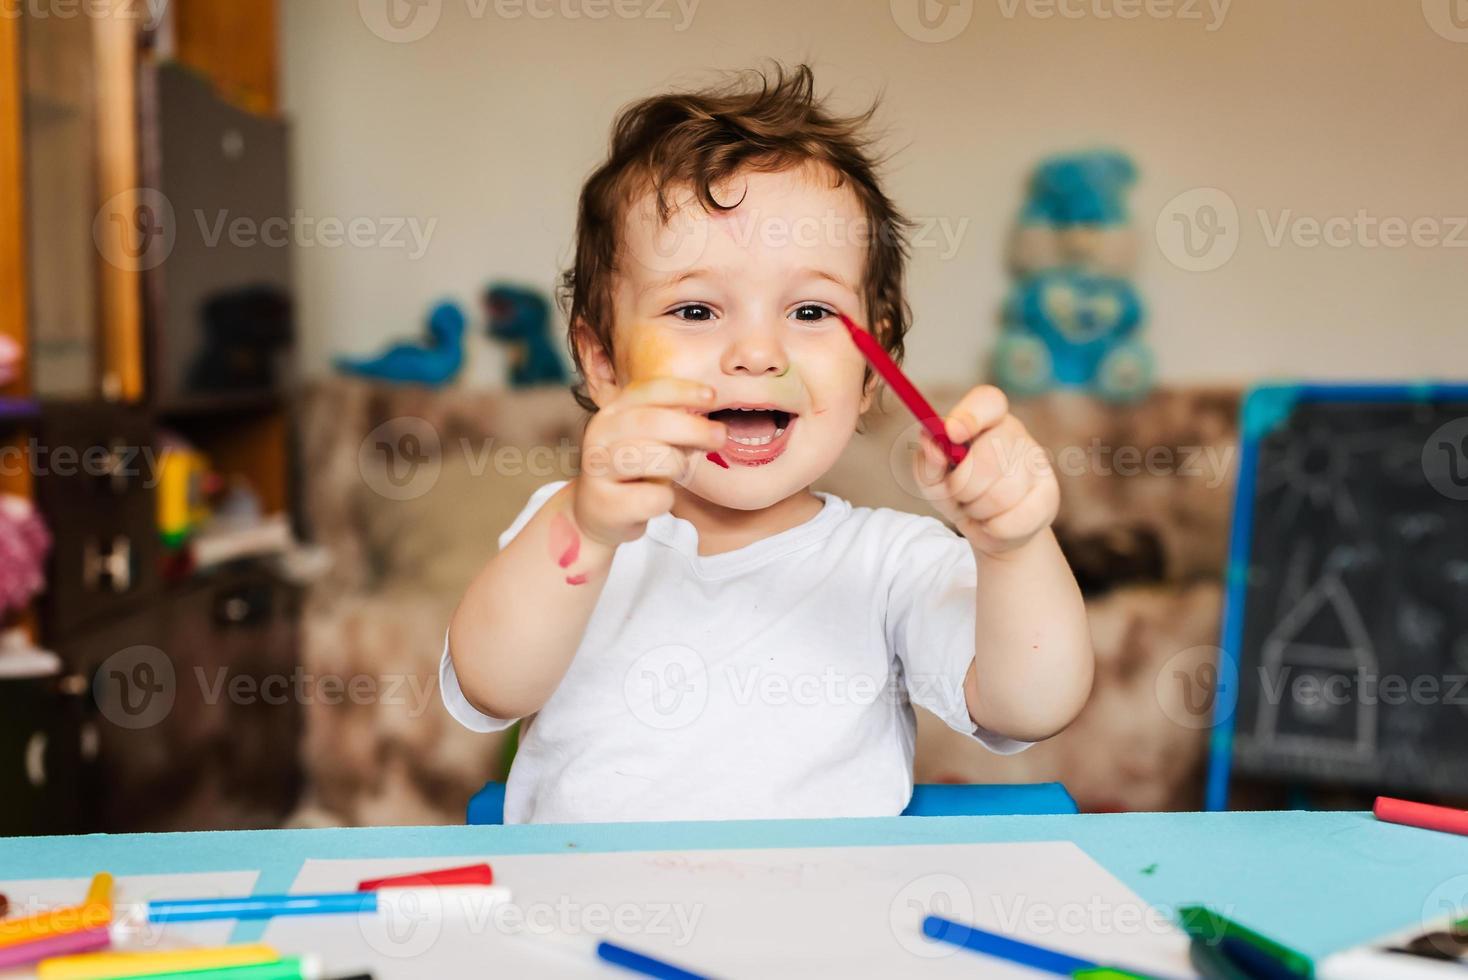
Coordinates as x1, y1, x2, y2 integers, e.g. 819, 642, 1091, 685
1254, 571, 1378, 761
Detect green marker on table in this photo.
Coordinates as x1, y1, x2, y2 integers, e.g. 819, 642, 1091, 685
111, 957, 370, 980
1179, 905, 1313, 977
1072, 968, 1162, 979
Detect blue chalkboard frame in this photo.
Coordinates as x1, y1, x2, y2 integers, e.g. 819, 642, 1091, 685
1205, 381, 1468, 811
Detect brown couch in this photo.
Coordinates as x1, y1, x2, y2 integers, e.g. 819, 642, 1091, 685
292, 378, 1238, 825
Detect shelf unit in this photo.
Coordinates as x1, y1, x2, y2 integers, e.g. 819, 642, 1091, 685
2, 1, 303, 836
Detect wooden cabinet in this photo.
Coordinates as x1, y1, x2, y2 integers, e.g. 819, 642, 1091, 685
73, 565, 303, 833
33, 405, 161, 639
3, 1, 301, 834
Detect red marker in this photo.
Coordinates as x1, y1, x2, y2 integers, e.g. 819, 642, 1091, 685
1374, 796, 1468, 837
838, 313, 967, 468
358, 862, 494, 890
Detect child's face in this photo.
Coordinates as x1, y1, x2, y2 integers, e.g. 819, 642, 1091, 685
603, 163, 877, 511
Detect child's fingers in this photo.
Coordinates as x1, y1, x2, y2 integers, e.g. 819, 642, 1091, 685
618, 377, 718, 412
912, 431, 951, 490
946, 430, 1012, 506
616, 479, 677, 522
976, 479, 1059, 543
962, 466, 1036, 521
597, 439, 698, 483
614, 405, 727, 452
944, 385, 1009, 445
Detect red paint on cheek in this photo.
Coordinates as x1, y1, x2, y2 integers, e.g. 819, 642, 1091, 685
706, 452, 729, 469
548, 512, 580, 568
565, 573, 589, 586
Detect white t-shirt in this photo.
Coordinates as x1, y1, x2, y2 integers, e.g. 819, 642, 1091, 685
440, 479, 1031, 824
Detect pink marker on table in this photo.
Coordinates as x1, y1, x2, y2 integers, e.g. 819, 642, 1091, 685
0, 926, 110, 970
1375, 796, 1468, 837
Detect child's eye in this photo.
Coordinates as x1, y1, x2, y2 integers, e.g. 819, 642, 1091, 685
791, 303, 836, 323
670, 303, 716, 322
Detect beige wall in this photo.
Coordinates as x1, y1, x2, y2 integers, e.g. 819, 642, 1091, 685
283, 0, 1468, 387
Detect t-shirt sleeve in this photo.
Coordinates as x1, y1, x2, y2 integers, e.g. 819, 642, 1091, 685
440, 479, 570, 733
885, 515, 1034, 756
496, 479, 571, 552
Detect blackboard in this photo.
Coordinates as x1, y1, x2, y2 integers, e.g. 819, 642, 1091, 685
1209, 385, 1468, 808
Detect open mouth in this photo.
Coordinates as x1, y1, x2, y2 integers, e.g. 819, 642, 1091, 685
704, 406, 797, 466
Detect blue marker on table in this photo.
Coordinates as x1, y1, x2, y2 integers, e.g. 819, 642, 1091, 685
146, 891, 377, 922
140, 885, 511, 923
595, 939, 714, 980
922, 915, 1097, 974
921, 921, 1098, 974
922, 916, 1180, 979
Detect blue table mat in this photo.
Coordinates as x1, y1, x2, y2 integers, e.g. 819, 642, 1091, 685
2, 810, 1461, 959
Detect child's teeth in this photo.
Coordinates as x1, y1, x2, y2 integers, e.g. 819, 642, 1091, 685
729, 426, 787, 447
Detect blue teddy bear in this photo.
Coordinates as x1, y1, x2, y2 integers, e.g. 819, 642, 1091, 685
1011, 150, 1140, 277
1023, 150, 1136, 226
994, 268, 1153, 403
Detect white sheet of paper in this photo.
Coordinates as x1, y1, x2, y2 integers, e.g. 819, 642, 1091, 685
263, 842, 1194, 979
0, 871, 260, 979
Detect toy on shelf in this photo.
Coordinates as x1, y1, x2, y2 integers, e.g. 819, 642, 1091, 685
993, 149, 1154, 403
484, 283, 568, 388
156, 435, 218, 550
0, 495, 51, 618
0, 335, 20, 387
334, 300, 466, 386
186, 285, 294, 393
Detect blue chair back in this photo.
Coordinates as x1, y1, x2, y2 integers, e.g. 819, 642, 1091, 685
467, 781, 1076, 825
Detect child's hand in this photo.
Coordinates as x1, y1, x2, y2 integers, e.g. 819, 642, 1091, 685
573, 378, 728, 549
911, 385, 1059, 557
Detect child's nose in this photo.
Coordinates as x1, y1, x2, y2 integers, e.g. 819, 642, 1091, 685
721, 324, 789, 377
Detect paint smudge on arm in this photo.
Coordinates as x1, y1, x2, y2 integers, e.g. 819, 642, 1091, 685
548, 511, 581, 568
547, 507, 592, 585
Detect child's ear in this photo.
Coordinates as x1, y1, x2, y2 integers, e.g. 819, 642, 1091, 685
859, 370, 878, 414
573, 320, 621, 409
857, 319, 889, 414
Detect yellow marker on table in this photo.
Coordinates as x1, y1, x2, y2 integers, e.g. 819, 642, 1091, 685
0, 873, 114, 950
83, 873, 113, 915
38, 942, 281, 980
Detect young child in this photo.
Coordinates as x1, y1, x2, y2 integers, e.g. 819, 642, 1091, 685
443, 65, 1093, 824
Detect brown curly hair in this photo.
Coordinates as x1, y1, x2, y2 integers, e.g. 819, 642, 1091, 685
560, 63, 914, 425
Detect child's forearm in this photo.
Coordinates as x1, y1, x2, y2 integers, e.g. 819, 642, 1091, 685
447, 482, 616, 720
963, 527, 1094, 742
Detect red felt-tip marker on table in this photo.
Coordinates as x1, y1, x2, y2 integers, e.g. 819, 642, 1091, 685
1374, 796, 1468, 837
357, 862, 494, 891
838, 313, 968, 469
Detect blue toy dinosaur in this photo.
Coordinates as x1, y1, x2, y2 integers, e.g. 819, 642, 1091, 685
333, 300, 465, 386
484, 283, 568, 388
